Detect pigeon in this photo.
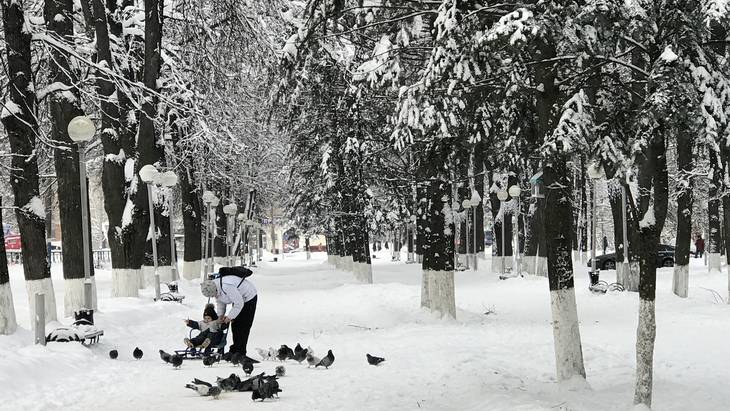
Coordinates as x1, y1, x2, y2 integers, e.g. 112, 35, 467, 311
109, 350, 118, 359
159, 349, 172, 363
268, 347, 278, 359
255, 348, 270, 361
230, 351, 243, 366
306, 352, 321, 368
251, 375, 281, 401
133, 347, 143, 360
306, 346, 315, 356
292, 348, 308, 364
315, 350, 335, 369
242, 360, 254, 376
216, 373, 241, 391
203, 355, 219, 367
294, 343, 304, 356
277, 345, 294, 361
275, 365, 286, 377
171, 354, 183, 369
185, 378, 221, 398
236, 372, 266, 392
366, 353, 385, 366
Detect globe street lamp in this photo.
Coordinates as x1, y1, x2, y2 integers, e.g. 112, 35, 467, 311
469, 190, 481, 271
497, 190, 509, 278
209, 195, 220, 272
158, 171, 178, 281
139, 164, 161, 300
587, 162, 605, 287
223, 203, 238, 267
508, 185, 522, 276
67, 116, 96, 317
235, 212, 246, 266
461, 198, 472, 270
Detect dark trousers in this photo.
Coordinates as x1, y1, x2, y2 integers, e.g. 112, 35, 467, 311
230, 295, 257, 355
191, 329, 223, 347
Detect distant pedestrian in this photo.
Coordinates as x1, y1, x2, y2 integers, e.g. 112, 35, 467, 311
695, 234, 705, 258
602, 236, 608, 255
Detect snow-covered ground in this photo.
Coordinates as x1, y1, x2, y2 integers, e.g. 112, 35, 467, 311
1, 250, 728, 410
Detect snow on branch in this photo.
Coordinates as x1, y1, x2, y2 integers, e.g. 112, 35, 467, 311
543, 90, 593, 156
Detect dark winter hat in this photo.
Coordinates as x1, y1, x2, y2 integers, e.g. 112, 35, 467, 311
203, 303, 218, 321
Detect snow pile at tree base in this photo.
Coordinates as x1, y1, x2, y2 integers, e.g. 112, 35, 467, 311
63, 277, 98, 317
672, 265, 689, 298
111, 269, 140, 297
25, 277, 57, 328
181, 260, 201, 281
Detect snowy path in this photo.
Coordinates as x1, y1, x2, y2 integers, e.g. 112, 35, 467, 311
1, 252, 729, 410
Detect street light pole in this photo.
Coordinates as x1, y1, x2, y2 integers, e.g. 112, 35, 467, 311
587, 162, 605, 286
223, 203, 238, 267
157, 171, 178, 282
68, 116, 96, 316
461, 199, 472, 270
470, 190, 481, 271
497, 190, 509, 277
621, 184, 629, 285
508, 185, 522, 276
139, 164, 161, 300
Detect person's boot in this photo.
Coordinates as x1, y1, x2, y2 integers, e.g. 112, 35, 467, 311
200, 338, 211, 349
184, 338, 193, 348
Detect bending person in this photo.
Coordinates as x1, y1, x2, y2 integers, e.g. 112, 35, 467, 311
201, 273, 257, 358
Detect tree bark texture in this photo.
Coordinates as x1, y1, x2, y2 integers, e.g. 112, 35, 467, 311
2, 0, 56, 323
673, 126, 693, 298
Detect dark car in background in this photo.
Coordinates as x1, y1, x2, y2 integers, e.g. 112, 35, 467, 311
588, 244, 675, 270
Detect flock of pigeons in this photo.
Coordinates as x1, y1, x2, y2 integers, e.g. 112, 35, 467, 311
107, 343, 386, 402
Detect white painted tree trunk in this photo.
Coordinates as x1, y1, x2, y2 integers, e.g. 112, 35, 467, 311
112, 269, 140, 297
634, 299, 656, 407
627, 261, 640, 292
26, 278, 58, 328
182, 260, 201, 281
343, 256, 354, 272
63, 277, 98, 317
672, 264, 689, 298
420, 270, 431, 309
708, 252, 721, 274
572, 250, 579, 262
158, 265, 173, 283
334, 256, 343, 270
549, 288, 586, 380
424, 270, 455, 319
523, 255, 535, 276
580, 251, 587, 264
362, 262, 372, 284
535, 256, 548, 277
0, 282, 17, 335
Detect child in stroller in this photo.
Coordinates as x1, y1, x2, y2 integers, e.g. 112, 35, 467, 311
183, 303, 224, 351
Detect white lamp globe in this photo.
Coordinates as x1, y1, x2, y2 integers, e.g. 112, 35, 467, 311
67, 116, 96, 142
223, 204, 238, 215
159, 171, 178, 187
237, 213, 246, 221
202, 191, 214, 203
497, 190, 509, 201
139, 164, 159, 183
469, 190, 481, 206
210, 197, 220, 207
461, 199, 472, 209
508, 185, 521, 198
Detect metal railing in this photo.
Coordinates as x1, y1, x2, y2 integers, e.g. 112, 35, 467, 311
6, 249, 112, 267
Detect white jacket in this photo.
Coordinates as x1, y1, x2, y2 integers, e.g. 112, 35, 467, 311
214, 275, 257, 320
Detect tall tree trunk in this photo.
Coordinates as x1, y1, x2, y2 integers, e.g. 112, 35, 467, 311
0, 197, 17, 334
421, 157, 456, 318
579, 157, 588, 262
633, 129, 668, 408
473, 143, 486, 258
1, 0, 57, 325
415, 181, 427, 263
45, 0, 97, 316
178, 159, 202, 280
489, 172, 513, 275
457, 159, 469, 262
91, 0, 139, 296
132, 0, 165, 289
708, 152, 722, 272
673, 127, 693, 297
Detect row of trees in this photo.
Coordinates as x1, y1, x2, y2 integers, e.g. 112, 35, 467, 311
279, 1, 730, 408
0, 1, 287, 333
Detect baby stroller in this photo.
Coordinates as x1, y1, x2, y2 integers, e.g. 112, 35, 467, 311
174, 323, 229, 360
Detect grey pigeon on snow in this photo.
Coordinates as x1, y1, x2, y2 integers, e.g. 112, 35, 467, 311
230, 351, 243, 365
185, 378, 221, 398
366, 353, 385, 366
216, 373, 241, 391
203, 355, 219, 367
242, 360, 254, 376
315, 350, 335, 369
292, 348, 308, 363
306, 352, 321, 368
109, 350, 118, 359
275, 365, 286, 377
159, 349, 172, 363
171, 354, 183, 369
277, 345, 294, 361
251, 375, 281, 401
294, 343, 304, 356
133, 347, 143, 360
